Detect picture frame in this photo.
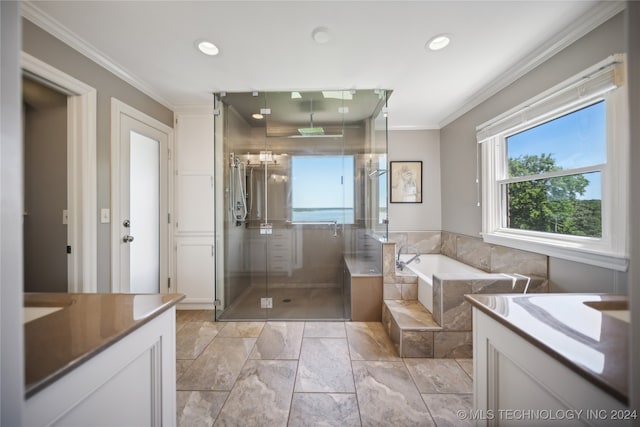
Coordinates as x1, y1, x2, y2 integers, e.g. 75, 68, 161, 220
390, 161, 422, 203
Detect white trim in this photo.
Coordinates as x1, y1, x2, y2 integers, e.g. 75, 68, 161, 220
21, 1, 174, 111
476, 55, 624, 141
110, 98, 174, 294
480, 58, 629, 271
439, 1, 626, 128
21, 52, 98, 293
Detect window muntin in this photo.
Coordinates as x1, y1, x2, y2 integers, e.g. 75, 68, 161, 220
291, 155, 355, 224
500, 101, 605, 239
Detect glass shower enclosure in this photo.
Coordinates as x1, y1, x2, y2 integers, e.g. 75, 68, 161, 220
214, 90, 389, 320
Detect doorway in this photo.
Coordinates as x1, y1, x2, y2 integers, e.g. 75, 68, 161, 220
21, 52, 98, 293
22, 76, 68, 292
110, 99, 172, 294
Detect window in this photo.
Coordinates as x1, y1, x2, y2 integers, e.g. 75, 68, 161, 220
479, 55, 629, 271
505, 102, 605, 238
291, 155, 355, 224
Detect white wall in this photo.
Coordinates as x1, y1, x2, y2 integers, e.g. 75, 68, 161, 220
440, 12, 627, 293
1, 1, 25, 424
626, 0, 640, 415
388, 129, 441, 232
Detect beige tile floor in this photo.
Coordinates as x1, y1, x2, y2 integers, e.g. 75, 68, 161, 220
176, 310, 473, 427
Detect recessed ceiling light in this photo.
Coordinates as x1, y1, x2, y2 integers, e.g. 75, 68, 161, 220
252, 113, 264, 120
311, 27, 330, 44
427, 34, 451, 51
196, 39, 219, 56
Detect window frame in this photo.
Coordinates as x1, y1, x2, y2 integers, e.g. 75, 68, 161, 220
480, 56, 629, 271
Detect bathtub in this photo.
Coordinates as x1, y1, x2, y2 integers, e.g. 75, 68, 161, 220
398, 254, 487, 313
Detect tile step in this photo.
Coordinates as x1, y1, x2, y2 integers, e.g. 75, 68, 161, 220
383, 300, 443, 358
383, 300, 442, 331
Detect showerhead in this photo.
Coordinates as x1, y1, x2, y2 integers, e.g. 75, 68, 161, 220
298, 99, 325, 136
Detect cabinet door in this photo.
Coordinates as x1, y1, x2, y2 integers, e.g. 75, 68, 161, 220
176, 174, 214, 233
176, 238, 215, 303
176, 114, 214, 173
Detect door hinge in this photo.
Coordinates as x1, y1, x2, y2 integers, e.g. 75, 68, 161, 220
168, 148, 172, 160
66, 245, 72, 254
168, 213, 171, 224
214, 299, 221, 307
168, 277, 171, 289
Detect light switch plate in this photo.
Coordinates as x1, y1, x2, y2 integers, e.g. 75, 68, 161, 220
100, 208, 110, 224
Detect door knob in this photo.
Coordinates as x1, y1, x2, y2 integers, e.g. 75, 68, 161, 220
122, 235, 134, 243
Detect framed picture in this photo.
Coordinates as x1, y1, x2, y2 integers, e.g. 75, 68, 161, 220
390, 161, 422, 203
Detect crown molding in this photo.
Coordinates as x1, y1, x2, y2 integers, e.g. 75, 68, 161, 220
21, 1, 176, 111
174, 104, 217, 115
438, 1, 626, 129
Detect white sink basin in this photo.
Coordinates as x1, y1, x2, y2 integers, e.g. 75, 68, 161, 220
24, 307, 63, 323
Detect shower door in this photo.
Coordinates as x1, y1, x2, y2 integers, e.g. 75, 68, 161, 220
215, 90, 387, 321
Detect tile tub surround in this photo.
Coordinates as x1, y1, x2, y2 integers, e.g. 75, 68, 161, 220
441, 231, 549, 277
466, 293, 629, 404
388, 230, 441, 254
383, 232, 549, 301
175, 313, 475, 426
381, 232, 549, 358
431, 273, 547, 331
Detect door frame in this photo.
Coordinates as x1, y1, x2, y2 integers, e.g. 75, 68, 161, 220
110, 98, 173, 293
21, 52, 98, 293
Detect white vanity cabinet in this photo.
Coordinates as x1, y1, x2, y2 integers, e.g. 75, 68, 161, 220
174, 110, 215, 307
470, 294, 629, 427
24, 294, 183, 427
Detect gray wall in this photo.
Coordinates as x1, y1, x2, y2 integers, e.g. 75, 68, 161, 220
23, 100, 68, 292
22, 19, 174, 292
440, 12, 627, 293
388, 129, 441, 232
1, 1, 25, 424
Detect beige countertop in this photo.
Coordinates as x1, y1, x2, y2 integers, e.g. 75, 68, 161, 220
24, 292, 185, 398
466, 293, 629, 404
343, 254, 381, 276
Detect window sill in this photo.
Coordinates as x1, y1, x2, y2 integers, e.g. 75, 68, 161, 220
482, 231, 628, 272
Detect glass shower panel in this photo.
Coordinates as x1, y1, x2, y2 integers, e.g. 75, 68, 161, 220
216, 92, 270, 320
262, 91, 348, 320
214, 90, 389, 321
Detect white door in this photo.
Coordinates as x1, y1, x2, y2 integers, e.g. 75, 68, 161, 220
113, 104, 170, 294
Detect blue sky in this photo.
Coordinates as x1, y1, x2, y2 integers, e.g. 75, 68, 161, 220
291, 156, 354, 208
507, 101, 605, 200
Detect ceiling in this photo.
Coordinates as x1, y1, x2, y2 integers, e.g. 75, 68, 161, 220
25, 1, 621, 129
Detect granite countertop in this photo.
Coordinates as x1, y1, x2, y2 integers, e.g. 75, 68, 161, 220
466, 293, 629, 404
24, 292, 185, 398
